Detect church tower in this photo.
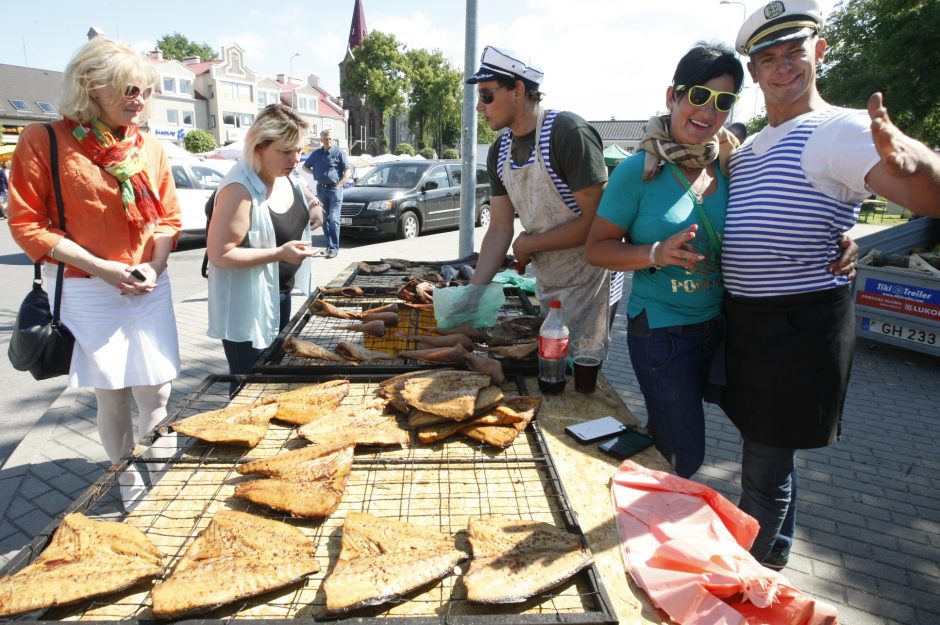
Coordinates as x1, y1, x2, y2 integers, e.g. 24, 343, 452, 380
340, 0, 380, 155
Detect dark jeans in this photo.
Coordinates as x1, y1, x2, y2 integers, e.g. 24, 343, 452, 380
317, 187, 343, 252
222, 291, 291, 393
739, 437, 797, 565
626, 310, 723, 478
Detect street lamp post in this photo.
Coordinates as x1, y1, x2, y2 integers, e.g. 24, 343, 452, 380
720, 0, 747, 25
289, 52, 300, 110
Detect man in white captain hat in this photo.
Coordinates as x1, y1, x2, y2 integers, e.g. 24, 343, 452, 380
721, 0, 940, 571
465, 45, 617, 347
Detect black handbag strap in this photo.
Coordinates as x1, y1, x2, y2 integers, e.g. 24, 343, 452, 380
43, 123, 67, 322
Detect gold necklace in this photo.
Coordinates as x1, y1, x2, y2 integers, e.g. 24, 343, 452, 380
667, 162, 711, 204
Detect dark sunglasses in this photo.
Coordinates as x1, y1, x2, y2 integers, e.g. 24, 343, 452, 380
477, 85, 507, 104
123, 85, 154, 100
676, 84, 738, 112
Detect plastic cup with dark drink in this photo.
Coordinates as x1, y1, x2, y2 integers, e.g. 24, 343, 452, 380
572, 339, 605, 394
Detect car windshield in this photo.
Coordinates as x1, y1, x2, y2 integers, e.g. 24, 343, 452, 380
357, 164, 428, 188
190, 166, 225, 189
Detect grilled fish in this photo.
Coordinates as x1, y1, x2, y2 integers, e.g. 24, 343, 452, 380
335, 342, 395, 363
310, 299, 361, 320
297, 398, 408, 449
358, 261, 391, 274
342, 319, 386, 337
172, 402, 278, 447
323, 512, 467, 613
419, 324, 488, 340
460, 396, 541, 448
464, 516, 593, 604
359, 311, 398, 326
234, 443, 354, 517
151, 510, 319, 619
377, 369, 444, 413
0, 513, 164, 617
265, 380, 349, 425
318, 285, 364, 297
484, 340, 539, 359
283, 336, 350, 363
396, 345, 468, 365
393, 331, 474, 349
399, 370, 490, 420
464, 352, 505, 385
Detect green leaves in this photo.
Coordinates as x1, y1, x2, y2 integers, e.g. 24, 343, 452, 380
156, 32, 217, 63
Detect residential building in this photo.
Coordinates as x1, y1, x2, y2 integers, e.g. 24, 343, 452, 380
146, 52, 205, 144
276, 74, 348, 150
589, 119, 646, 153
0, 64, 63, 146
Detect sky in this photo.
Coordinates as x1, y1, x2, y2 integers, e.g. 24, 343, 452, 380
2, 0, 840, 124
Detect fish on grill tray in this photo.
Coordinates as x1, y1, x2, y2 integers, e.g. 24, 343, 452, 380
395, 345, 468, 365
323, 511, 467, 613
310, 299, 360, 320
297, 398, 408, 449
318, 285, 364, 297
0, 513, 165, 617
460, 396, 541, 448
393, 331, 474, 349
263, 379, 349, 425
342, 319, 386, 337
283, 336, 350, 363
335, 341, 395, 363
399, 370, 492, 420
150, 510, 319, 619
464, 516, 593, 604
171, 401, 278, 447
234, 443, 354, 517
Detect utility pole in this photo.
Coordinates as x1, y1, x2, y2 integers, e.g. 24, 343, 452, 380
458, 0, 479, 259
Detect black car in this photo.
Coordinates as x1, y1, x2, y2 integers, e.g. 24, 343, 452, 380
339, 160, 491, 239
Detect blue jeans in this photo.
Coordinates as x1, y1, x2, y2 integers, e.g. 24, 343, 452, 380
222, 291, 291, 392
627, 311, 723, 478
317, 187, 343, 252
739, 437, 797, 565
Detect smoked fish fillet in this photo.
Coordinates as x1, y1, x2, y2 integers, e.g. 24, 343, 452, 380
0, 513, 164, 617
297, 398, 408, 448
171, 402, 277, 447
377, 369, 442, 413
460, 396, 541, 448
323, 511, 467, 613
264, 380, 349, 425
234, 443, 354, 517
399, 370, 491, 420
464, 516, 593, 604
150, 510, 319, 619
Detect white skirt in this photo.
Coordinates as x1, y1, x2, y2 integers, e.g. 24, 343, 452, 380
46, 266, 181, 389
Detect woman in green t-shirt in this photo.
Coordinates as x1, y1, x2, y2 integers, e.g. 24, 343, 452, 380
586, 42, 743, 477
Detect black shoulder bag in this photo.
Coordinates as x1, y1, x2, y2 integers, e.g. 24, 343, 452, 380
7, 124, 76, 380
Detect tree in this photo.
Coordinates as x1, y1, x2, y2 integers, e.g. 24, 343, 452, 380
442, 148, 460, 159
394, 142, 415, 156
183, 129, 216, 154
419, 147, 437, 160
156, 32, 217, 62
818, 0, 940, 145
342, 31, 411, 152
476, 113, 498, 144
406, 49, 462, 155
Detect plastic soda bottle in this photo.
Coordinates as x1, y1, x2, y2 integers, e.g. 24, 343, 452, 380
538, 300, 569, 394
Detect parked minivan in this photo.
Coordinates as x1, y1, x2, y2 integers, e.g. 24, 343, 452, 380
339, 160, 491, 239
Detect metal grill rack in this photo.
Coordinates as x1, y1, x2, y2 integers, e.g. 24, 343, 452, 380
253, 288, 538, 376
0, 374, 616, 624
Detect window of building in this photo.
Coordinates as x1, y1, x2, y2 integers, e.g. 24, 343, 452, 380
237, 83, 252, 102
209, 115, 216, 129
219, 81, 252, 102
167, 109, 179, 125
222, 112, 254, 127
297, 96, 307, 111
179, 79, 193, 96
9, 99, 30, 111
219, 82, 234, 100
182, 110, 194, 126
163, 77, 176, 93
36, 102, 57, 114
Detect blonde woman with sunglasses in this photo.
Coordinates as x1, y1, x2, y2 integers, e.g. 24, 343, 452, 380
586, 42, 743, 479
8, 37, 181, 511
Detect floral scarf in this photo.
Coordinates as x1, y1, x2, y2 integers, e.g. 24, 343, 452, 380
638, 114, 739, 180
65, 118, 165, 225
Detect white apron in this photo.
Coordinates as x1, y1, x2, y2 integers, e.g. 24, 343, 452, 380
501, 108, 610, 346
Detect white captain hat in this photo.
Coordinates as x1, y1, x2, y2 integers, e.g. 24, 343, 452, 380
736, 0, 824, 56
465, 46, 543, 90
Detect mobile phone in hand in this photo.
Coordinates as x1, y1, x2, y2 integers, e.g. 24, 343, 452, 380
130, 268, 146, 281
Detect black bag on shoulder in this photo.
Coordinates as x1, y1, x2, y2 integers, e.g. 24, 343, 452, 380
200, 188, 217, 278
7, 124, 75, 380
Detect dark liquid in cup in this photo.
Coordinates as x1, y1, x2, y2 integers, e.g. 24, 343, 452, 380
573, 356, 601, 393
538, 378, 566, 395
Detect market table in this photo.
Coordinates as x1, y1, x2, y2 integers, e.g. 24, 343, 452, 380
0, 260, 671, 625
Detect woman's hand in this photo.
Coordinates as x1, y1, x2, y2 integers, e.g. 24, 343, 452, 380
277, 240, 316, 264
655, 224, 704, 268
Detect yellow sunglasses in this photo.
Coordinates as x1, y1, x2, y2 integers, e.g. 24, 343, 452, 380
676, 85, 739, 112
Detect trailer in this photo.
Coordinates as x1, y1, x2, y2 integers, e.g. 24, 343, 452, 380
854, 217, 940, 356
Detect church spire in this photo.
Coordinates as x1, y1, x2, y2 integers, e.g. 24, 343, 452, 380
348, 0, 368, 51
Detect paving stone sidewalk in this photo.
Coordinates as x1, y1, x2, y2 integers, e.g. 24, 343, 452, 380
1, 272, 938, 625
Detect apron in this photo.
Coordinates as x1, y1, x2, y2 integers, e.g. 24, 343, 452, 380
501, 108, 610, 346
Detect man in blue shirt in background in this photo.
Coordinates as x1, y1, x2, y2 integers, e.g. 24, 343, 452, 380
303, 128, 350, 258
